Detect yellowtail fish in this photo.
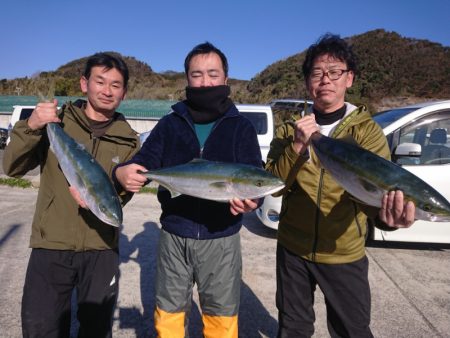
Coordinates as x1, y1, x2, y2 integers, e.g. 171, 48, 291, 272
310, 133, 450, 222
142, 159, 285, 202
47, 123, 123, 227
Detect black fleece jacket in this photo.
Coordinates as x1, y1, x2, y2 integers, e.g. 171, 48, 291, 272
115, 101, 262, 239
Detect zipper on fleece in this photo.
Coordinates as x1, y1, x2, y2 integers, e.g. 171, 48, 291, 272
91, 136, 99, 157
312, 168, 325, 262
180, 113, 236, 239
179, 114, 203, 239
353, 201, 363, 237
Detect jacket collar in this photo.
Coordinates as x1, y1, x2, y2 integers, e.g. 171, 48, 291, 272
328, 103, 373, 138
61, 100, 138, 147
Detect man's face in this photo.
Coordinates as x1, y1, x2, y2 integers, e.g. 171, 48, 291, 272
80, 66, 126, 115
187, 52, 228, 88
306, 54, 354, 113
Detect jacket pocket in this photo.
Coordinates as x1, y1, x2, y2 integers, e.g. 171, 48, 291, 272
38, 195, 74, 244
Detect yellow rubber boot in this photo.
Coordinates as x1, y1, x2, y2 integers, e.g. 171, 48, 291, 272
154, 307, 186, 338
202, 314, 238, 338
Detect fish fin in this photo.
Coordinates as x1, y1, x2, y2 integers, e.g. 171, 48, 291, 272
158, 185, 181, 199
37, 80, 55, 103
210, 182, 229, 189
360, 178, 379, 193
169, 189, 181, 198
111, 156, 120, 164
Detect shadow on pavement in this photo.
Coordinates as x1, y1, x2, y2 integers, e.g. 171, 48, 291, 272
119, 221, 159, 337
366, 239, 450, 251
240, 281, 278, 337
0, 223, 21, 248
243, 212, 277, 239
116, 219, 279, 337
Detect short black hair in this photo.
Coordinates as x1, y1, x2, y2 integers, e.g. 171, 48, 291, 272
184, 42, 229, 77
302, 33, 357, 79
83, 52, 129, 88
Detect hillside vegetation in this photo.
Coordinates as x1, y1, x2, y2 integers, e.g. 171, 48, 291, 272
1, 30, 448, 111
0, 52, 249, 103
244, 29, 449, 110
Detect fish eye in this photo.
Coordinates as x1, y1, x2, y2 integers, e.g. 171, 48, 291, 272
255, 180, 263, 187
423, 204, 432, 212
100, 205, 106, 213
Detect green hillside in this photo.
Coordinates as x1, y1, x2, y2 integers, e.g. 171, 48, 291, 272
1, 29, 448, 110
244, 29, 450, 110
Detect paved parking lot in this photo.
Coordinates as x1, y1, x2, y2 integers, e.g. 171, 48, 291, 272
1, 148, 450, 337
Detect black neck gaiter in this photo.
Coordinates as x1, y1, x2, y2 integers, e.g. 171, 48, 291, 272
185, 85, 233, 124
313, 105, 346, 125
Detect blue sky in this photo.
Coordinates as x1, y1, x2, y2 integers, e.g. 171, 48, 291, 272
1, 0, 449, 81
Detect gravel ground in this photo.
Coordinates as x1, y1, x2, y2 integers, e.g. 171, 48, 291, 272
1, 181, 450, 337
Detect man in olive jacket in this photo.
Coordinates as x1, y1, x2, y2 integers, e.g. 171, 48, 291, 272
265, 34, 415, 338
3, 53, 139, 337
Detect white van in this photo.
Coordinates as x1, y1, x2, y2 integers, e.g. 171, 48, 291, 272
6, 105, 36, 145
235, 104, 285, 230
236, 104, 273, 162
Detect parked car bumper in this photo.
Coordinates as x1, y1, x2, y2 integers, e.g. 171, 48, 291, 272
255, 195, 281, 230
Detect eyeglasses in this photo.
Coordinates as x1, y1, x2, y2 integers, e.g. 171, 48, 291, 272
309, 69, 349, 82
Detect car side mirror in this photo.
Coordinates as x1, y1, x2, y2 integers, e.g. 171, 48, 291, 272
394, 142, 422, 157
393, 143, 422, 164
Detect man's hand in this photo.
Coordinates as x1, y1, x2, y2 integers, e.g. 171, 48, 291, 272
378, 190, 415, 228
69, 186, 88, 209
229, 198, 258, 216
27, 99, 60, 130
292, 114, 320, 154
115, 163, 149, 193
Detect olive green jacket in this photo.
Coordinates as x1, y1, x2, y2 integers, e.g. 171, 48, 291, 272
3, 101, 139, 251
265, 104, 390, 264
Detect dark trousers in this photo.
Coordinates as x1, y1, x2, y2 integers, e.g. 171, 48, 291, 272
21, 248, 119, 338
276, 244, 373, 338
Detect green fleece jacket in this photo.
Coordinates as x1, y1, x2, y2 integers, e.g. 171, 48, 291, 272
266, 104, 391, 264
3, 101, 139, 251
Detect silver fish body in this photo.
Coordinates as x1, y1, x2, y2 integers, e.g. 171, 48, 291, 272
310, 133, 450, 222
143, 159, 285, 202
47, 123, 123, 227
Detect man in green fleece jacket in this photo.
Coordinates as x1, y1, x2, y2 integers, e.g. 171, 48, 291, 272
265, 34, 415, 338
3, 52, 139, 337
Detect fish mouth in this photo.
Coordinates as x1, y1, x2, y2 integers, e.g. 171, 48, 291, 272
100, 214, 122, 227
255, 184, 285, 199
415, 208, 450, 222
105, 219, 121, 227
428, 214, 450, 222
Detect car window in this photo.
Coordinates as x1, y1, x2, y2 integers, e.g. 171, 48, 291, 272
0, 128, 7, 149
395, 111, 450, 165
271, 100, 312, 110
19, 109, 34, 120
240, 112, 268, 134
373, 108, 417, 129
